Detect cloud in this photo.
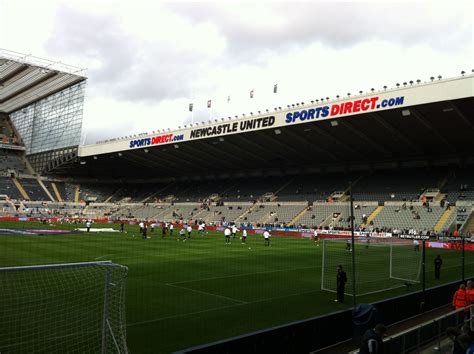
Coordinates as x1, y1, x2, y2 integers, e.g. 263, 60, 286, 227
167, 2, 472, 54
45, 5, 226, 104
34, 1, 472, 143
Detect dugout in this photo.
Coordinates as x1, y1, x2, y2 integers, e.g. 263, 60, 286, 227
176, 280, 460, 354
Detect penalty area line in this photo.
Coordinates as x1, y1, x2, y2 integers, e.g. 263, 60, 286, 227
165, 283, 247, 304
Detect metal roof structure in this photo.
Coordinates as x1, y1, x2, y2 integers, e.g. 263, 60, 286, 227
50, 95, 474, 179
0, 49, 86, 114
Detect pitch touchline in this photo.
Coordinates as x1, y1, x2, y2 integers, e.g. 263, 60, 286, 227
169, 265, 319, 285
165, 283, 247, 304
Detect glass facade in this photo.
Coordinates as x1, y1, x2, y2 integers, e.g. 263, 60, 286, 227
10, 82, 85, 155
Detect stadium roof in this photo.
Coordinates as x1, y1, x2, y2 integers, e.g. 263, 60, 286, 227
0, 49, 87, 114
52, 74, 474, 179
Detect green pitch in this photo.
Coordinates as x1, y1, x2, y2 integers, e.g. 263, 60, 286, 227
0, 220, 472, 354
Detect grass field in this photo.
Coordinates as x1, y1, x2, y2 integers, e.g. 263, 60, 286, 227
0, 220, 472, 354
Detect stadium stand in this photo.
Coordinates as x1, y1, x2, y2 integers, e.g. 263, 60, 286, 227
352, 169, 445, 202
277, 174, 353, 201
369, 203, 446, 232
0, 177, 22, 200
202, 203, 249, 224
79, 183, 120, 202
19, 178, 50, 201
443, 166, 474, 203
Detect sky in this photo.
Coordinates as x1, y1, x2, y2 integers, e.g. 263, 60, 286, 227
0, 0, 472, 144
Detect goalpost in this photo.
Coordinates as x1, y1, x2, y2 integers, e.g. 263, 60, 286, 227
0, 261, 128, 354
321, 238, 422, 296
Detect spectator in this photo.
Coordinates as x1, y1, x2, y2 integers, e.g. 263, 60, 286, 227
466, 280, 474, 305
446, 327, 464, 354
359, 324, 387, 354
452, 284, 468, 311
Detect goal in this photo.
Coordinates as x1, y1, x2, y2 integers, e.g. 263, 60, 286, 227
321, 238, 422, 296
0, 261, 128, 354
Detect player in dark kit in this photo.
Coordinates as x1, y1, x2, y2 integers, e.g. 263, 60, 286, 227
335, 265, 347, 303
434, 254, 442, 280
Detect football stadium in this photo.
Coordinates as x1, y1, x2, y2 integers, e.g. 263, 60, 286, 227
0, 47, 474, 354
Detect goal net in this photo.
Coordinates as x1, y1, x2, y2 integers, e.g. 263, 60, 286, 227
0, 261, 128, 354
321, 238, 422, 296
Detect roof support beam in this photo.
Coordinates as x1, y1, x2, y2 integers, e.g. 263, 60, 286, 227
449, 102, 474, 133
339, 120, 392, 157
411, 108, 455, 153
283, 127, 341, 161
369, 112, 423, 154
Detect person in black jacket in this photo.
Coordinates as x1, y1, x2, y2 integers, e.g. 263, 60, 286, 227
359, 324, 387, 354
335, 265, 347, 303
434, 255, 442, 280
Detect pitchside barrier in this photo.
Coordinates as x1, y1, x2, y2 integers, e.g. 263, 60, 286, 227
0, 261, 128, 354
177, 280, 462, 354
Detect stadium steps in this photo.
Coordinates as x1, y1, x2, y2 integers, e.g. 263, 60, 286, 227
361, 205, 384, 227
234, 204, 258, 223
51, 182, 63, 202
11, 177, 30, 201
74, 185, 80, 203
434, 207, 454, 232
288, 206, 311, 226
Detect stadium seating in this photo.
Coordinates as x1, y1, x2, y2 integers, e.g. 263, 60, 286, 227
352, 169, 445, 202
443, 166, 474, 203
369, 204, 445, 232
79, 183, 120, 202
296, 202, 377, 229
19, 178, 50, 201
201, 204, 249, 224
0, 177, 22, 200
277, 174, 352, 201
238, 203, 306, 225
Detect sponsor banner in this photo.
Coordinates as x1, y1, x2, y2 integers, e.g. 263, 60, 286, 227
427, 241, 474, 251
398, 234, 430, 240
0, 143, 25, 151
285, 96, 405, 124
129, 133, 184, 149
189, 116, 276, 139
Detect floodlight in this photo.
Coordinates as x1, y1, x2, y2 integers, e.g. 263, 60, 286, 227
274, 129, 281, 135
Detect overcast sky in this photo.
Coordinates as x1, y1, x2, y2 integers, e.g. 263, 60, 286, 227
0, 0, 472, 144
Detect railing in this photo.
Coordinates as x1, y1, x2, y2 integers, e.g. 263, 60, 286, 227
382, 305, 473, 354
